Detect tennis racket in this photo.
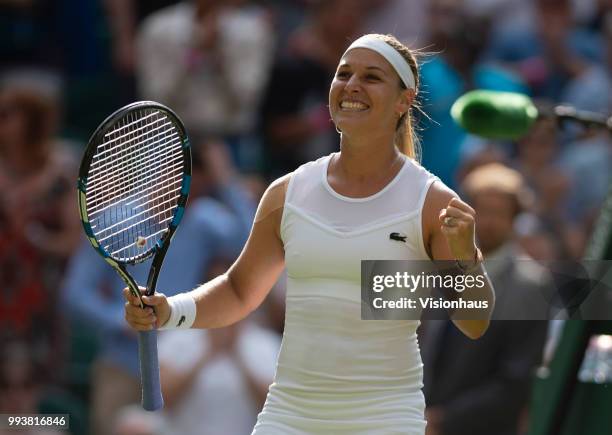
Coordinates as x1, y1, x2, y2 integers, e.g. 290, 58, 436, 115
77, 101, 191, 411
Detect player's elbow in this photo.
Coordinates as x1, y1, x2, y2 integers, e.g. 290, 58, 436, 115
468, 320, 490, 339
455, 319, 490, 340
226, 271, 261, 317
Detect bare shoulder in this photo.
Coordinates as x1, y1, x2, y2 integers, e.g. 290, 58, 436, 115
254, 173, 292, 225
423, 180, 458, 217
268, 173, 292, 194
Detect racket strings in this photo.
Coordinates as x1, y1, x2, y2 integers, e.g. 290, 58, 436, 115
86, 148, 182, 209
87, 115, 179, 182
88, 171, 183, 215
86, 109, 185, 262
96, 194, 181, 243
87, 127, 180, 190
94, 112, 166, 159
89, 118, 173, 170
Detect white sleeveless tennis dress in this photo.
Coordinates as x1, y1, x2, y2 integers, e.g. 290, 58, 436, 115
252, 153, 438, 435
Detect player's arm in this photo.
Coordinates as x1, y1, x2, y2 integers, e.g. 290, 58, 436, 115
423, 181, 495, 339
189, 174, 288, 328
124, 175, 289, 330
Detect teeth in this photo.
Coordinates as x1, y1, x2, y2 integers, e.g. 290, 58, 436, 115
340, 101, 368, 110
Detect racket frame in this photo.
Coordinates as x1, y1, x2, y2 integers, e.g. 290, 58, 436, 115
77, 101, 191, 306
77, 101, 191, 411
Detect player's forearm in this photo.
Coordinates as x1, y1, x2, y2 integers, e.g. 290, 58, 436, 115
190, 273, 254, 329
450, 265, 495, 339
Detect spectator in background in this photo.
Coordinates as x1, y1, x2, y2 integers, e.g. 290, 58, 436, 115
454, 138, 506, 186
0, 0, 61, 70
513, 117, 569, 218
135, 0, 274, 168
482, 0, 604, 101
0, 72, 79, 384
514, 213, 564, 262
103, 0, 184, 104
420, 163, 548, 435
511, 117, 575, 257
256, 0, 308, 47
259, 0, 366, 178
62, 140, 255, 435
588, 0, 612, 32
558, 135, 611, 258
157, 260, 280, 435
104, 0, 183, 76
362, 0, 427, 46
418, 0, 492, 188
0, 340, 69, 435
462, 0, 532, 37
0, 340, 42, 416
558, 12, 612, 257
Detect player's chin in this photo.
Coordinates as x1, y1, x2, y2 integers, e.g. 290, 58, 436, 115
334, 115, 370, 134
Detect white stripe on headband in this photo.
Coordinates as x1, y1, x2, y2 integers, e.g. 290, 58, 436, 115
342, 35, 415, 90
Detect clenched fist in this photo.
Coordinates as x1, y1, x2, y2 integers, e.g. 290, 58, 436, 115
438, 197, 477, 262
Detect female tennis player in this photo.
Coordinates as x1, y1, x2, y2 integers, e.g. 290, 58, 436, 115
124, 33, 494, 434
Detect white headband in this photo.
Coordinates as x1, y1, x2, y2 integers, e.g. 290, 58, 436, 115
342, 35, 415, 90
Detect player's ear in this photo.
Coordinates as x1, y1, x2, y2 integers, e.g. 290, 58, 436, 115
395, 88, 414, 116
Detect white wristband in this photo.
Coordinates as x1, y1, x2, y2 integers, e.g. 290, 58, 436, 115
159, 293, 197, 330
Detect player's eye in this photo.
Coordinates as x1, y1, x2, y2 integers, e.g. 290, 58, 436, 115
336, 71, 350, 79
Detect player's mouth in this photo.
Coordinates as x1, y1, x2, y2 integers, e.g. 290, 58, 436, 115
339, 100, 369, 112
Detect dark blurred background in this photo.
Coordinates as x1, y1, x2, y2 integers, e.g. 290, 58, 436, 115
0, 1, 610, 434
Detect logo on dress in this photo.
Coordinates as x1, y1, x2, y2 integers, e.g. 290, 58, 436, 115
389, 232, 407, 242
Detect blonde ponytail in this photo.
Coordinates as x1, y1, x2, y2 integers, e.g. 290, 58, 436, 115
395, 110, 421, 162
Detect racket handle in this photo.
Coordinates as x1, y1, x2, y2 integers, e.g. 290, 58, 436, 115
138, 330, 164, 411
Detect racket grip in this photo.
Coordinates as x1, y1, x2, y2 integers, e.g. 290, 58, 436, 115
138, 330, 164, 411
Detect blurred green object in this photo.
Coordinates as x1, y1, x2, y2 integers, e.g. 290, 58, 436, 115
450, 90, 538, 140
528, 322, 612, 435
527, 183, 612, 435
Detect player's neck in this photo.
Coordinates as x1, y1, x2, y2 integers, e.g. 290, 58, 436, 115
334, 142, 402, 182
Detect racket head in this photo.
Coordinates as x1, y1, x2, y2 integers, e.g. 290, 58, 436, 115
77, 101, 191, 270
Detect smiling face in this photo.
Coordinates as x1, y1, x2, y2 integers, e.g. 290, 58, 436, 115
328, 47, 412, 140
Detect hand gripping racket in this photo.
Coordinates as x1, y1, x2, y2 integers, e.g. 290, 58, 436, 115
77, 101, 191, 410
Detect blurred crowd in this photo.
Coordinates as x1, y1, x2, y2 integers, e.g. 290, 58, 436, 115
0, 0, 610, 434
